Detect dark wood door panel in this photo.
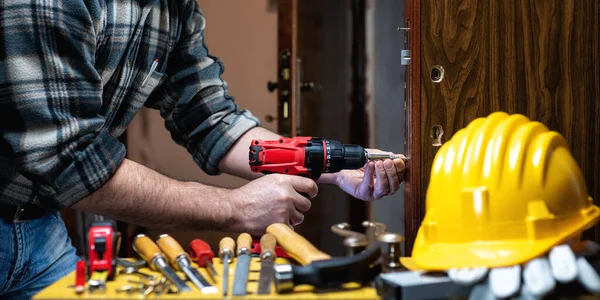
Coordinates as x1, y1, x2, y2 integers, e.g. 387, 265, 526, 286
292, 0, 354, 256
419, 0, 600, 242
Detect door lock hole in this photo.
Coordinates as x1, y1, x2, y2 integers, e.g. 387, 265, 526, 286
431, 125, 444, 147
430, 65, 445, 83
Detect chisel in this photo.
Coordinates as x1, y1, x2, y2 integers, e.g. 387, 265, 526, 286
257, 233, 277, 294
219, 237, 235, 296
232, 233, 252, 296
156, 234, 218, 294
132, 234, 191, 292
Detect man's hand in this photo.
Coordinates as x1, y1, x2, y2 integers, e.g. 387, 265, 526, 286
225, 174, 318, 236
324, 149, 406, 201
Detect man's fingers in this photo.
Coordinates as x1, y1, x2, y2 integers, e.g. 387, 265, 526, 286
393, 157, 406, 182
292, 192, 312, 213
363, 161, 375, 183
290, 209, 305, 226
289, 176, 319, 199
383, 159, 400, 193
358, 162, 375, 199
374, 161, 390, 199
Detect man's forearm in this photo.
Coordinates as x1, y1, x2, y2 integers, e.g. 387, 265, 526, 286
73, 159, 234, 231
217, 127, 280, 180
217, 127, 337, 184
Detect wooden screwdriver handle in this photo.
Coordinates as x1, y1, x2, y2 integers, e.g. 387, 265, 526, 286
236, 233, 252, 256
133, 234, 161, 268
266, 223, 331, 265
219, 237, 235, 262
260, 233, 277, 259
156, 234, 189, 270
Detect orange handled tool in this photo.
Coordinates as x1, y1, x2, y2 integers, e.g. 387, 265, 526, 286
189, 239, 219, 281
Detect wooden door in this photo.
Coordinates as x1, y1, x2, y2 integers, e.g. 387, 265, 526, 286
405, 0, 600, 253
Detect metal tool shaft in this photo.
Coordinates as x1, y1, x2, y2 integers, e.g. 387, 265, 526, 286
222, 255, 230, 295
178, 259, 217, 294
232, 233, 252, 296
257, 258, 274, 294
206, 261, 218, 278
232, 254, 250, 295
153, 257, 191, 292
219, 237, 235, 296
367, 153, 399, 160
257, 233, 277, 295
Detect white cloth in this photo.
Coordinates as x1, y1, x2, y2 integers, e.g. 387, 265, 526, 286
447, 241, 600, 299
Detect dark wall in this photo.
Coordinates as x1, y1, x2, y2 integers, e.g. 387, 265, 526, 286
295, 0, 352, 256
373, 0, 406, 239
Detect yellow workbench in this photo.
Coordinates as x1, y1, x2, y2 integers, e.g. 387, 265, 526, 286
34, 256, 381, 299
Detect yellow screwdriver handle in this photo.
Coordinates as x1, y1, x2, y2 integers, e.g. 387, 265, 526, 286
236, 233, 252, 256
132, 234, 162, 270
156, 234, 189, 271
260, 233, 277, 260
266, 223, 331, 265
219, 237, 235, 262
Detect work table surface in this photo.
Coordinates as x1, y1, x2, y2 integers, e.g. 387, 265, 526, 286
34, 256, 380, 299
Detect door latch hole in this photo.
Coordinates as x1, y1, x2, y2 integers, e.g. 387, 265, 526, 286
430, 65, 445, 83
431, 125, 444, 147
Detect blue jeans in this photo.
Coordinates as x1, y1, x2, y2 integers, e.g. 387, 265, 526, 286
0, 211, 79, 299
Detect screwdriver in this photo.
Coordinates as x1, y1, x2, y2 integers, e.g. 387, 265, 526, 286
132, 234, 192, 292
156, 234, 218, 294
188, 239, 219, 282
219, 237, 235, 296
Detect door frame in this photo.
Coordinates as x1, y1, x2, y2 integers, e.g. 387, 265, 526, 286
275, 0, 299, 137
404, 0, 421, 256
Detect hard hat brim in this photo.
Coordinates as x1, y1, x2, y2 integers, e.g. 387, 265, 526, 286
411, 206, 600, 270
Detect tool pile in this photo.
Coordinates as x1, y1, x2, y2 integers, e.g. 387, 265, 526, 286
69, 219, 407, 298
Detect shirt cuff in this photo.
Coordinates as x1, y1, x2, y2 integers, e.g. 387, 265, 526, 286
45, 129, 126, 209
192, 110, 260, 175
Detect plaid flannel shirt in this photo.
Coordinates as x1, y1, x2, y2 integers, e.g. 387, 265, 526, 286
0, 0, 261, 209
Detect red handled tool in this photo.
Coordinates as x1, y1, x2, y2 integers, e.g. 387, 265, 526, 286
252, 240, 290, 258
75, 260, 86, 294
188, 239, 219, 282
249, 136, 397, 179
87, 220, 121, 281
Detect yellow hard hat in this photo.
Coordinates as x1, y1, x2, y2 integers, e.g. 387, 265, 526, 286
411, 112, 600, 270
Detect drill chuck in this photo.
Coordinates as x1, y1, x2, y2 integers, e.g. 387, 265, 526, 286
322, 139, 367, 173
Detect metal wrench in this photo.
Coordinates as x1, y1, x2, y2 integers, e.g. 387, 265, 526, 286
119, 267, 157, 279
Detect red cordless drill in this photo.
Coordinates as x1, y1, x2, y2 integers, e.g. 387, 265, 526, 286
249, 136, 396, 180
